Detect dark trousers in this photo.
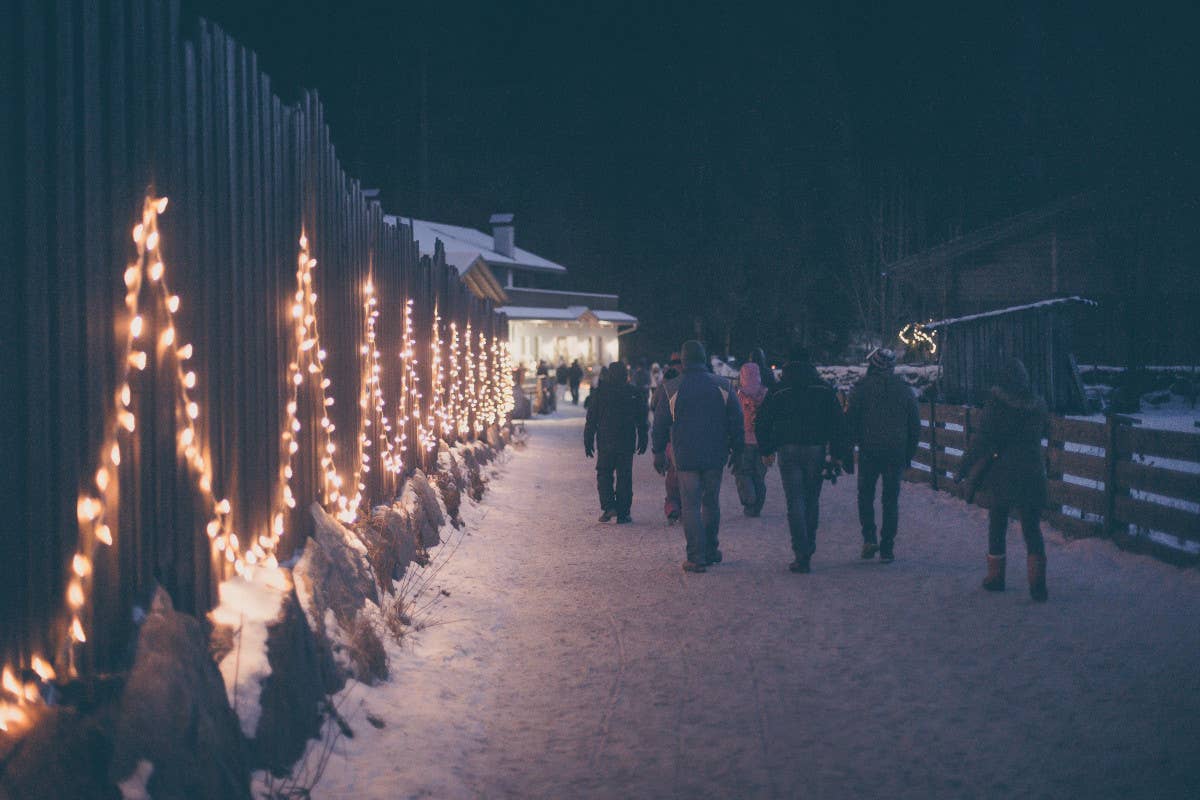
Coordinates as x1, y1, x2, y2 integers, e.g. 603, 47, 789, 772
664, 443, 681, 519
596, 449, 634, 516
778, 444, 826, 559
857, 448, 906, 544
570, 381, 581, 404
988, 505, 1046, 557
734, 444, 767, 515
678, 468, 723, 564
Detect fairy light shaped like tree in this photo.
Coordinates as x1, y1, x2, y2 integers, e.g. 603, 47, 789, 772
448, 322, 466, 440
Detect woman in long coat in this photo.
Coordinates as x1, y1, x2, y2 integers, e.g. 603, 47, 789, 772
957, 358, 1049, 601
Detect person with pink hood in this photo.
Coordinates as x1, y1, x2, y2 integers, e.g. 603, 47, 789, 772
734, 361, 771, 516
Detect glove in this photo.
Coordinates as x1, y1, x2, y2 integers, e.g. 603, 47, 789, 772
653, 451, 668, 475
585, 444, 594, 458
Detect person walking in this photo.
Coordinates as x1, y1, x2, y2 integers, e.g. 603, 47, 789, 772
584, 362, 648, 524
653, 353, 684, 523
846, 348, 920, 563
956, 357, 1050, 601
556, 358, 569, 402
748, 347, 779, 393
649, 362, 663, 393
734, 362, 770, 517
568, 359, 584, 405
756, 352, 849, 573
652, 340, 744, 572
632, 358, 652, 407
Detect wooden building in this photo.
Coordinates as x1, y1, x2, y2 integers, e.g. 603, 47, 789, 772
884, 192, 1199, 366
926, 298, 1094, 413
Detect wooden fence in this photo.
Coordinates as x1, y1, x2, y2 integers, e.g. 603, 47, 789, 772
906, 401, 1200, 559
1, 0, 507, 676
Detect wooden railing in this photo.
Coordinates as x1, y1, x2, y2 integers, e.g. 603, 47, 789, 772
904, 401, 1200, 561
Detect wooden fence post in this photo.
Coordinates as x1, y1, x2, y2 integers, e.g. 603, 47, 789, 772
928, 397, 939, 492
1104, 413, 1134, 542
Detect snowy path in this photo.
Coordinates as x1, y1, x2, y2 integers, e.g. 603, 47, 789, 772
313, 405, 1200, 800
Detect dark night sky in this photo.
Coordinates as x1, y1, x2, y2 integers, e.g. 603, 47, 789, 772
189, 0, 1199, 357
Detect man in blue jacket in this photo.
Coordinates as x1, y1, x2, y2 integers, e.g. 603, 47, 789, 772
652, 340, 744, 573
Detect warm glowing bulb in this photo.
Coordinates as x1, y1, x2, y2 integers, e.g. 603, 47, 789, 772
184, 371, 196, 389
129, 351, 147, 371
155, 197, 169, 213
179, 343, 193, 360
217, 498, 231, 515
149, 260, 164, 281
31, 657, 55, 682
124, 266, 139, 288
160, 327, 175, 347
67, 580, 84, 608
179, 428, 194, 447
120, 384, 131, 406
77, 496, 100, 523
145, 231, 159, 251
293, 373, 303, 386
118, 410, 135, 432
130, 315, 144, 338
167, 295, 180, 313
70, 618, 86, 643
207, 520, 220, 538
73, 554, 91, 578
199, 475, 211, 493
187, 401, 199, 420
96, 524, 113, 545
132, 224, 144, 244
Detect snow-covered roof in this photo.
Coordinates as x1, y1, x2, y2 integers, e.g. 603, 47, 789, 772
497, 305, 638, 325
926, 296, 1097, 330
384, 216, 568, 275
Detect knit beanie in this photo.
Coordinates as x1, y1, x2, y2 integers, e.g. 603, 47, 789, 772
868, 348, 896, 372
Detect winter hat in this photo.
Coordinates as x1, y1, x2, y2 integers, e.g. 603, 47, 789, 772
867, 347, 896, 372
608, 361, 628, 384
738, 363, 766, 403
681, 340, 707, 367
997, 357, 1031, 395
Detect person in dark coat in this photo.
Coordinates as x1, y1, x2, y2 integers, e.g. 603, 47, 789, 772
756, 356, 849, 572
957, 357, 1050, 601
652, 340, 744, 572
846, 348, 920, 563
748, 347, 779, 393
567, 360, 584, 405
632, 359, 652, 406
585, 362, 648, 523
555, 358, 570, 402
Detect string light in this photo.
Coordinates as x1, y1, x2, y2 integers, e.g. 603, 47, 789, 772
898, 321, 938, 356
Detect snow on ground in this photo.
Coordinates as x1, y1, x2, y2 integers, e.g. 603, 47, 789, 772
210, 566, 291, 738
309, 405, 1200, 800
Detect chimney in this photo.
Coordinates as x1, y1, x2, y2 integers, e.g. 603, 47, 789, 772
490, 212, 515, 258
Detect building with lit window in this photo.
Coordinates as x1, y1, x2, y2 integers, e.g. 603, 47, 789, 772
389, 213, 637, 367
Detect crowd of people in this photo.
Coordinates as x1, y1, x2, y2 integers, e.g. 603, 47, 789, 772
576, 340, 1051, 601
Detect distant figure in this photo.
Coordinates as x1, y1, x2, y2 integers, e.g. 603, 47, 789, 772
846, 348, 920, 563
652, 340, 744, 573
568, 359, 584, 405
957, 357, 1050, 601
756, 353, 849, 573
536, 360, 549, 379
734, 362, 770, 517
649, 362, 664, 392
556, 358, 569, 401
584, 362, 648, 524
654, 352, 685, 523
632, 358, 652, 406
748, 347, 779, 393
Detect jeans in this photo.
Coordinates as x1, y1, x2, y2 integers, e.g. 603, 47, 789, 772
677, 468, 724, 564
596, 449, 634, 517
734, 444, 768, 515
778, 445, 826, 559
988, 505, 1046, 557
857, 448, 906, 544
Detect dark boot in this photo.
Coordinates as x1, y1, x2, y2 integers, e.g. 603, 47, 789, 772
1027, 554, 1048, 602
983, 554, 1006, 591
